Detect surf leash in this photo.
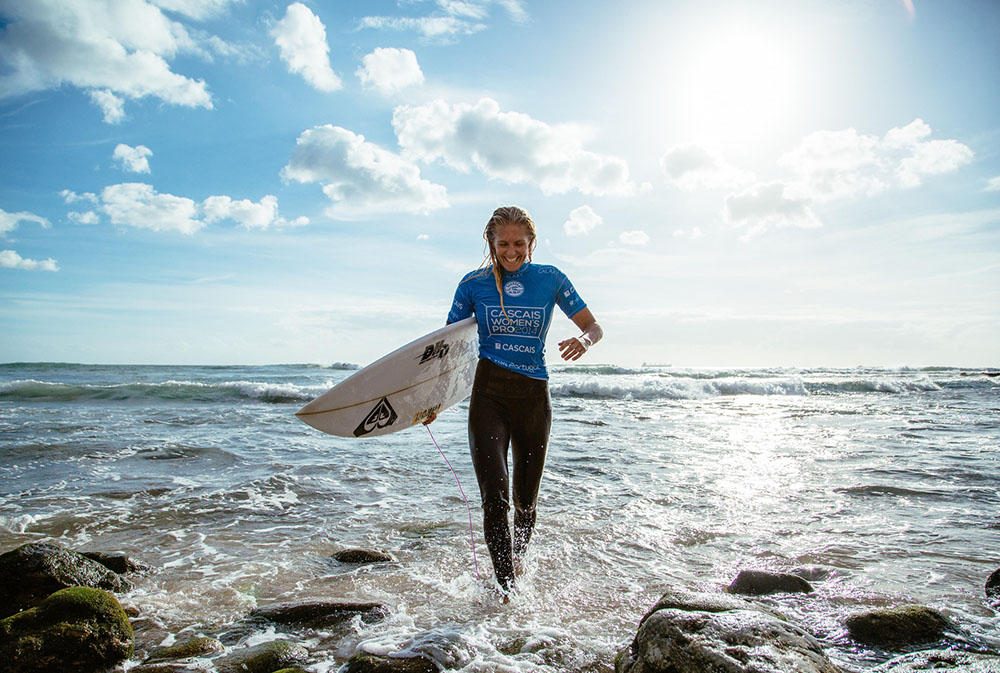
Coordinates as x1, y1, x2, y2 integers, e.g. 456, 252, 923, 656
426, 424, 481, 580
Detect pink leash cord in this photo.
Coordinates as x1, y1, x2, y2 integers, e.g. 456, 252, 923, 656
426, 424, 481, 580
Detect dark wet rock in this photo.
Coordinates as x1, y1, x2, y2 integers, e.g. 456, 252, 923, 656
332, 548, 396, 564
844, 604, 953, 650
146, 635, 225, 661
727, 569, 814, 596
615, 589, 840, 673
82, 551, 153, 575
343, 652, 439, 673
250, 601, 390, 628
215, 639, 308, 673
872, 649, 1000, 672
986, 568, 1000, 604
272, 668, 313, 673
0, 542, 133, 618
131, 664, 204, 673
0, 586, 134, 673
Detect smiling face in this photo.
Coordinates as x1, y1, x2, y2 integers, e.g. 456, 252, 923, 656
492, 223, 532, 273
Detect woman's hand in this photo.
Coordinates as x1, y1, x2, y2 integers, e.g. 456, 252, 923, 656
559, 308, 603, 361
558, 335, 590, 361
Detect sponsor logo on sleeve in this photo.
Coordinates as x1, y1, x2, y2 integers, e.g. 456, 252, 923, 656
354, 397, 398, 437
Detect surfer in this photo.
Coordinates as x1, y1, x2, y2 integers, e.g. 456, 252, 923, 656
441, 205, 603, 594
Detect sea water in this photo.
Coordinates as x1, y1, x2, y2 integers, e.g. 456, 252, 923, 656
1, 363, 998, 671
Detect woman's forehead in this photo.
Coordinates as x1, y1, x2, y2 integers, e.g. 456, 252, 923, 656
494, 223, 530, 240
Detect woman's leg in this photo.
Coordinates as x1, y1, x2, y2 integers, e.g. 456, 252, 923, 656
468, 382, 516, 589
510, 391, 551, 559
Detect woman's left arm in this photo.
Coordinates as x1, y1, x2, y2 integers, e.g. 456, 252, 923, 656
558, 308, 603, 361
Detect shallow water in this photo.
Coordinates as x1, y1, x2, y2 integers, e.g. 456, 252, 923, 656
2, 363, 998, 671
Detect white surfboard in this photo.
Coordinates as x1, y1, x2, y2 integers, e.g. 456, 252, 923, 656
296, 318, 479, 438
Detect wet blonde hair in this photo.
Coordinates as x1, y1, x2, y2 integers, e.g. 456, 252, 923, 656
468, 206, 537, 320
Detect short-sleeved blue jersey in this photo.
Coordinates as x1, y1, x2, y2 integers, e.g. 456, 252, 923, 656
447, 262, 587, 380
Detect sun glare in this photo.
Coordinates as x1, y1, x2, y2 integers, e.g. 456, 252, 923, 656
672, 24, 801, 149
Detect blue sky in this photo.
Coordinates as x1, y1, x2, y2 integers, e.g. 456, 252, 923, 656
1, 0, 998, 366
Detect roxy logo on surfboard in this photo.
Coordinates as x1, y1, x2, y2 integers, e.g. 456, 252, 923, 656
354, 397, 398, 437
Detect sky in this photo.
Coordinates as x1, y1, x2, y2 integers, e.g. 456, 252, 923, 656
1, 0, 998, 367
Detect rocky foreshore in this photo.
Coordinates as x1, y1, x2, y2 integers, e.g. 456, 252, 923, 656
1, 542, 998, 672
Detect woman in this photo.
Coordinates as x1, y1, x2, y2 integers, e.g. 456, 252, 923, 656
445, 205, 603, 593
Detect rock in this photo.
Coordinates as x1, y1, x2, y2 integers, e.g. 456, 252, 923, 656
81, 551, 153, 575
343, 652, 439, 673
215, 640, 308, 673
249, 601, 390, 628
727, 569, 814, 596
131, 664, 205, 673
872, 649, 1000, 672
986, 569, 1000, 604
146, 636, 225, 661
844, 605, 953, 650
0, 542, 132, 618
272, 669, 313, 673
332, 548, 395, 564
616, 589, 840, 673
0, 586, 134, 673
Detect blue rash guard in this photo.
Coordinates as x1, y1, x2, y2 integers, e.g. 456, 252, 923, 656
447, 262, 587, 380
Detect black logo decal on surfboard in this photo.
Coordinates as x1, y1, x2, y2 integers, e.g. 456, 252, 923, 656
418, 339, 450, 364
354, 397, 398, 437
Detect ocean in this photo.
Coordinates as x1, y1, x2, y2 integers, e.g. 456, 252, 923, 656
1, 362, 998, 671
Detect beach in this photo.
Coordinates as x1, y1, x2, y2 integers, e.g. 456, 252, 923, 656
1, 363, 998, 671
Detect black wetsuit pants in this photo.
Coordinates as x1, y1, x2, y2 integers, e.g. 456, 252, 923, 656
468, 358, 552, 590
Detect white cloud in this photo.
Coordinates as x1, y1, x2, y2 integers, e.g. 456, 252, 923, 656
202, 194, 308, 229
660, 144, 754, 191
724, 181, 822, 238
356, 48, 424, 96
89, 89, 126, 124
358, 16, 485, 42
68, 211, 100, 224
393, 98, 635, 196
0, 0, 214, 122
359, 0, 527, 42
113, 144, 153, 173
100, 183, 204, 235
98, 183, 306, 233
0, 250, 59, 272
564, 205, 602, 236
60, 190, 99, 204
780, 119, 973, 202
1, 208, 51, 236
619, 230, 650, 246
282, 124, 449, 218
271, 3, 342, 92
986, 177, 1000, 192
150, 0, 241, 21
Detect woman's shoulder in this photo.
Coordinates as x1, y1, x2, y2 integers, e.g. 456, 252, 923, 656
527, 262, 568, 279
458, 266, 493, 284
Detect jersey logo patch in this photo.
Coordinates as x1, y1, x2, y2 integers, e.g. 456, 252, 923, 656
354, 397, 398, 437
504, 280, 524, 297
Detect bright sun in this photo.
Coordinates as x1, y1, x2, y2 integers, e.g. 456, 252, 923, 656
672, 25, 801, 148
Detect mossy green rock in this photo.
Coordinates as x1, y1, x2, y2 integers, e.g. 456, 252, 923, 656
0, 586, 134, 673
215, 639, 308, 673
616, 590, 840, 673
146, 635, 224, 661
0, 542, 133, 618
845, 604, 953, 650
272, 669, 312, 673
343, 652, 439, 673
